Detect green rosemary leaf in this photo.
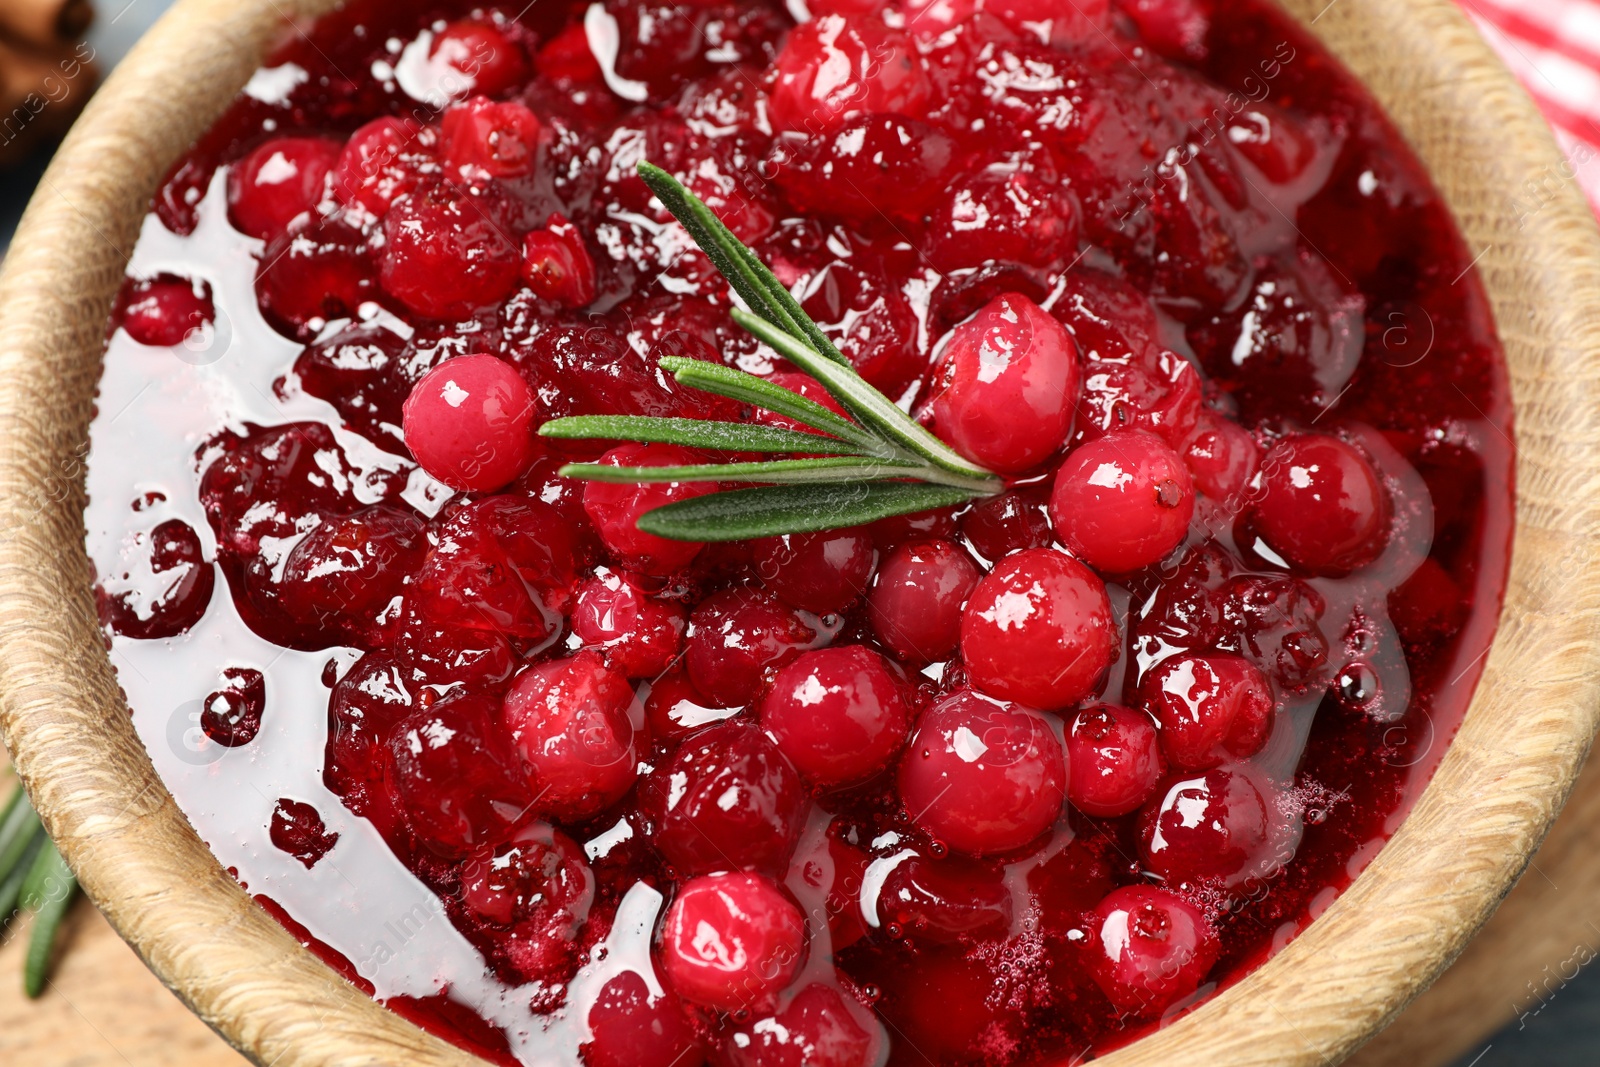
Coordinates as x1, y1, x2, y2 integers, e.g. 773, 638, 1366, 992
560, 457, 924, 485
0, 788, 42, 881
636, 482, 981, 542
731, 310, 1000, 488
0, 833, 41, 920
637, 163, 850, 368
538, 415, 868, 455
21, 840, 76, 998
657, 357, 890, 455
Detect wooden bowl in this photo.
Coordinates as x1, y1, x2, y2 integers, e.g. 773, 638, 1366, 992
2, 1, 1599, 1064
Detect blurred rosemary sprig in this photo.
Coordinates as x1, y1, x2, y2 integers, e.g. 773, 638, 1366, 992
0, 771, 79, 997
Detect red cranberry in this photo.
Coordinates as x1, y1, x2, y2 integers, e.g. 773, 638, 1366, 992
96, 517, 215, 640
269, 798, 340, 869
430, 17, 531, 97
960, 548, 1117, 710
873, 853, 1012, 942
379, 183, 521, 319
867, 506, 960, 549
1117, 0, 1212, 61
1050, 431, 1195, 573
227, 136, 340, 241
583, 444, 717, 577
402, 354, 537, 492
1217, 574, 1329, 690
201, 668, 266, 748
537, 22, 603, 85
1251, 433, 1390, 575
761, 646, 912, 788
717, 981, 886, 1067
770, 114, 957, 226
277, 505, 427, 640
1138, 768, 1272, 885
459, 822, 595, 981
502, 652, 640, 823
768, 16, 931, 132
867, 540, 980, 663
898, 690, 1067, 856
797, 262, 924, 398
521, 213, 598, 308
661, 872, 806, 1013
255, 217, 376, 341
643, 666, 734, 742
959, 490, 1051, 563
1087, 885, 1220, 1015
929, 292, 1080, 474
441, 96, 542, 181
1066, 704, 1164, 818
582, 970, 702, 1067
335, 117, 435, 217
685, 588, 821, 708
571, 571, 687, 678
927, 164, 1080, 274
387, 689, 531, 857
121, 275, 213, 347
640, 720, 807, 876
324, 652, 414, 821
1142, 653, 1273, 771
750, 530, 875, 615
1184, 414, 1260, 504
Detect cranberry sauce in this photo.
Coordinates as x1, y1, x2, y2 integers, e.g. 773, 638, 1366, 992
86, 0, 1513, 1063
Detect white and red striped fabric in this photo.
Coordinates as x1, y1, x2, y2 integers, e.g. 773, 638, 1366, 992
1455, 0, 1600, 212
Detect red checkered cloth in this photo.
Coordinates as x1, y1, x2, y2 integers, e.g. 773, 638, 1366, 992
1456, 0, 1600, 211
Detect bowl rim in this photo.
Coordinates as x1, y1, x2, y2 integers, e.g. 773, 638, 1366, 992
2, 0, 1599, 1065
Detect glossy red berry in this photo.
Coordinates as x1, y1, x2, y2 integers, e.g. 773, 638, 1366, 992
269, 798, 339, 868
685, 588, 820, 708
867, 540, 981, 663
1051, 431, 1195, 573
430, 17, 531, 97
960, 548, 1117, 710
750, 529, 875, 615
441, 95, 542, 180
521, 213, 598, 308
930, 292, 1080, 474
768, 15, 931, 132
335, 116, 434, 217
927, 165, 1080, 274
1138, 768, 1273, 886
570, 571, 687, 678
871, 853, 1013, 943
717, 981, 886, 1067
201, 668, 266, 748
1087, 885, 1220, 1015
959, 490, 1052, 563
1184, 414, 1260, 505
661, 872, 807, 1013
761, 645, 912, 787
502, 652, 641, 823
459, 821, 595, 984
379, 183, 521, 319
227, 136, 340, 241
1142, 653, 1274, 771
121, 275, 213, 347
1066, 704, 1164, 818
277, 505, 427, 637
898, 690, 1067, 856
255, 217, 376, 341
401, 354, 537, 492
582, 970, 702, 1067
582, 444, 716, 577
1251, 433, 1390, 575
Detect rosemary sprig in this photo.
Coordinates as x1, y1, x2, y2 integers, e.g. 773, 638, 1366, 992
539, 162, 1004, 540
0, 773, 80, 997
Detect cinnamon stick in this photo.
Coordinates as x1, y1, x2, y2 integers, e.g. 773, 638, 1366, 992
0, 0, 92, 53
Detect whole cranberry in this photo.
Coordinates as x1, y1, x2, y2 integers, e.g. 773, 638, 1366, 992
1076, 349, 1202, 449
661, 872, 807, 1013
324, 652, 414, 818
537, 22, 603, 85
430, 17, 531, 97
255, 217, 376, 341
872, 853, 1013, 943
959, 490, 1051, 563
770, 114, 957, 226
640, 720, 807, 876
898, 690, 1067, 857
277, 505, 427, 638
201, 668, 266, 748
227, 135, 340, 241
716, 981, 886, 1067
960, 548, 1117, 710
768, 15, 931, 132
387, 689, 531, 857
1066, 704, 1164, 818
1142, 653, 1274, 771
1184, 414, 1260, 505
1087, 885, 1220, 1015
1138, 769, 1273, 886
379, 183, 521, 319
930, 292, 1080, 474
441, 95, 542, 181
867, 540, 981, 663
582, 444, 716, 577
761, 646, 911, 788
335, 116, 435, 217
570, 571, 686, 678
120, 275, 213, 347
502, 652, 640, 823
402, 354, 537, 492
1251, 434, 1390, 576
685, 588, 821, 708
1051, 431, 1195, 573
521, 213, 598, 308
582, 970, 702, 1067
927, 165, 1080, 274
460, 821, 594, 982
750, 529, 875, 615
